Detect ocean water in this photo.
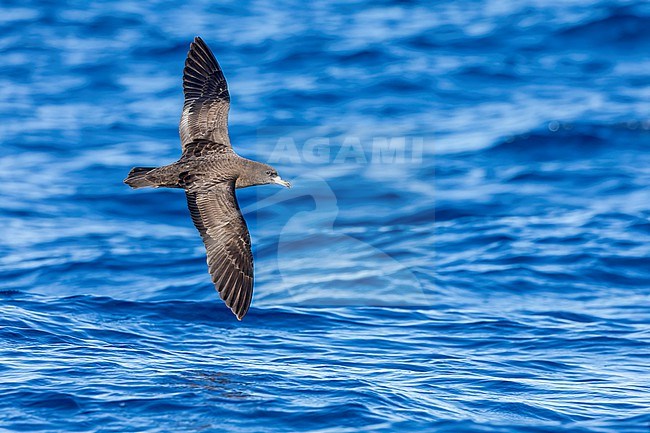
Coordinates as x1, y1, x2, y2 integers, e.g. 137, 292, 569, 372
1, 0, 649, 432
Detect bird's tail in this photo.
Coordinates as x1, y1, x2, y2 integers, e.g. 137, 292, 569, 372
124, 167, 157, 189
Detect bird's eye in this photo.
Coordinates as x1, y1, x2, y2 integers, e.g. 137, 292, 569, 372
266, 170, 273, 176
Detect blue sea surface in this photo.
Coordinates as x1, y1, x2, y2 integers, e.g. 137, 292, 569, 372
1, 1, 649, 432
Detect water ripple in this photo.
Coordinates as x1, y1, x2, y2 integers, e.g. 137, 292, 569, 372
1, 0, 649, 432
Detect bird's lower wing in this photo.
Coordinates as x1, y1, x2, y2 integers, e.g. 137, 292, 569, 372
186, 183, 254, 320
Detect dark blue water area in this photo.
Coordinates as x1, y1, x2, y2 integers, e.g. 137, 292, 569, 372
1, 0, 649, 432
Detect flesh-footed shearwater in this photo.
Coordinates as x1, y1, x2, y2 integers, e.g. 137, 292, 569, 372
124, 37, 291, 320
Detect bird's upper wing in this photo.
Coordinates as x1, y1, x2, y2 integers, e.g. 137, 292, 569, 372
186, 183, 254, 320
179, 37, 231, 155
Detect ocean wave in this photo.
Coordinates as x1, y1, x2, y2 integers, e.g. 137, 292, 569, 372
1, 0, 649, 431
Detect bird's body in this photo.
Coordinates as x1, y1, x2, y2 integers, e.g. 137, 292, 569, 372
124, 37, 290, 320
127, 153, 272, 190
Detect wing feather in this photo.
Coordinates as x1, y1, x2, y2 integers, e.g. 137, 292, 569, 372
179, 37, 232, 156
185, 184, 254, 320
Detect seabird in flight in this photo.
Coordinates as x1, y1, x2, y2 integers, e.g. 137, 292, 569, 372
124, 37, 291, 320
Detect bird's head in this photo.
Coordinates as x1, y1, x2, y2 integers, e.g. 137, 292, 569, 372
237, 161, 291, 189
263, 166, 291, 188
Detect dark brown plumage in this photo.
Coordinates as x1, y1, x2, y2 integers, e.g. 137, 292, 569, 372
124, 37, 291, 320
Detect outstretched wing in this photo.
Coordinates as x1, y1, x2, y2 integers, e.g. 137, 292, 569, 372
179, 37, 231, 154
186, 183, 254, 320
